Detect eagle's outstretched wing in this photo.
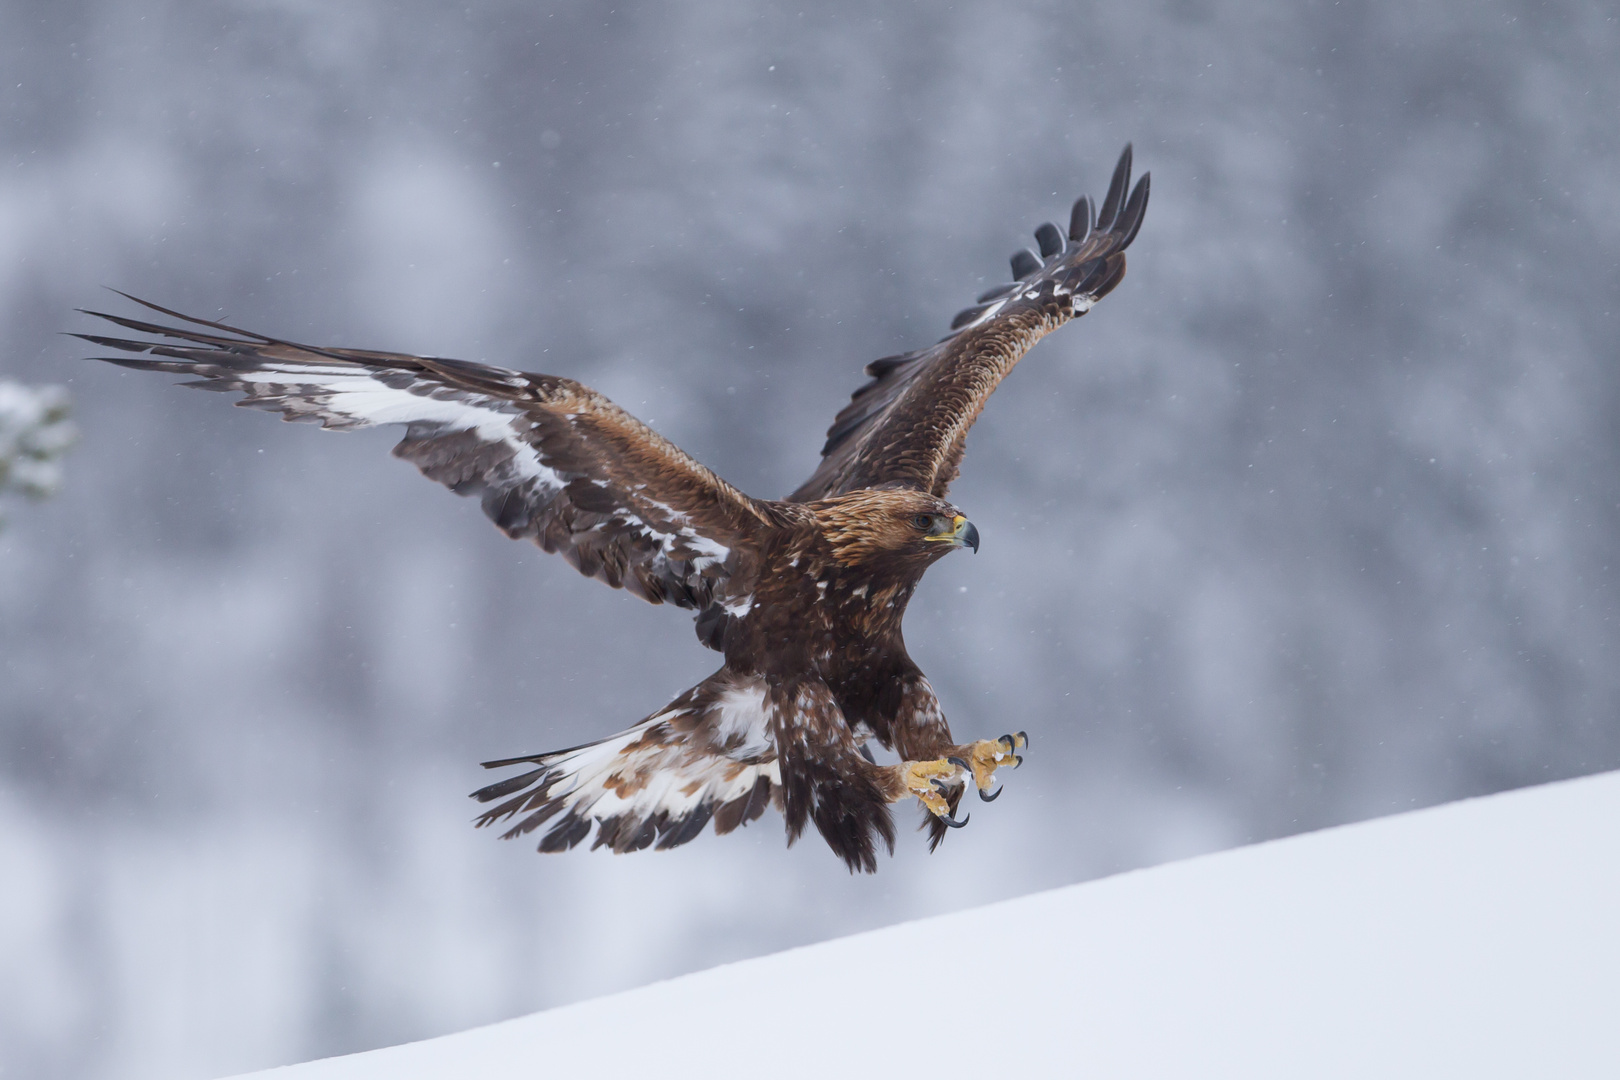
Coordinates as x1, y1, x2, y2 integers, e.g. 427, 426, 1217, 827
79, 296, 770, 610
789, 145, 1149, 502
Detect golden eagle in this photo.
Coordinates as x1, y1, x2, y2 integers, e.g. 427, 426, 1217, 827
81, 146, 1149, 872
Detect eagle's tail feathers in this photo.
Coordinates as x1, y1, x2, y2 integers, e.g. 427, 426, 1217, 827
471, 674, 780, 855
777, 755, 897, 875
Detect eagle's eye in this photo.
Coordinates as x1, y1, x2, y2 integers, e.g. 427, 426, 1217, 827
911, 514, 934, 531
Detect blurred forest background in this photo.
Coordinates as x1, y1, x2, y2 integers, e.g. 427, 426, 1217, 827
1, 1, 1616, 1077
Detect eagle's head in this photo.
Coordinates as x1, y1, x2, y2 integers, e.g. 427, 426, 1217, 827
810, 488, 979, 570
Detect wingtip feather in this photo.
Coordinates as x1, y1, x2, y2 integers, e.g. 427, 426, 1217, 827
1009, 248, 1042, 280
100, 290, 274, 342
1096, 144, 1133, 232
1117, 172, 1151, 250
1068, 195, 1094, 243
1034, 221, 1065, 258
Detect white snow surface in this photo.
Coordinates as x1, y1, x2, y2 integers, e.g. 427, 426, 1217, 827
236, 770, 1620, 1079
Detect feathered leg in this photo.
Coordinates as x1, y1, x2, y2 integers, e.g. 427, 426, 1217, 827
771, 678, 898, 874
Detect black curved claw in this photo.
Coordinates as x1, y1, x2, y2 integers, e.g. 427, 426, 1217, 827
947, 756, 970, 772
1017, 730, 1029, 748
1013, 754, 1024, 768
978, 785, 1002, 803
939, 810, 970, 829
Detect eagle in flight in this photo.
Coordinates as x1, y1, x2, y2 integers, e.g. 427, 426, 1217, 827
82, 147, 1149, 872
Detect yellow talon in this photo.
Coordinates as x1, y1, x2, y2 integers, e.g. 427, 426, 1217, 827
963, 732, 1028, 796
900, 759, 961, 817
896, 737, 1028, 824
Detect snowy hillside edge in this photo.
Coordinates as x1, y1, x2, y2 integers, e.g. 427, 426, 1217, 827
240, 771, 1620, 1079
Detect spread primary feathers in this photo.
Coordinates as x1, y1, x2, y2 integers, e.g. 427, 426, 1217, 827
81, 146, 1149, 872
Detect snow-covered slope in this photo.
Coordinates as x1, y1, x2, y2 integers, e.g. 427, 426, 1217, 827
239, 771, 1620, 1079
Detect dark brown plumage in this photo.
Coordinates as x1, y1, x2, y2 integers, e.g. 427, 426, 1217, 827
80, 146, 1149, 872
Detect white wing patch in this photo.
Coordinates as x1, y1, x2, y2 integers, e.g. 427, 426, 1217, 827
220, 361, 565, 490
614, 508, 731, 568
709, 681, 773, 755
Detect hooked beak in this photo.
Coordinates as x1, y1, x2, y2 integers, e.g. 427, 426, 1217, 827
957, 516, 980, 553
928, 513, 979, 553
